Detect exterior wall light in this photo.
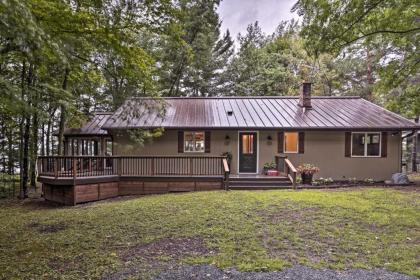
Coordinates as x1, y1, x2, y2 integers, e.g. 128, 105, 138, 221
267, 135, 273, 145
225, 135, 230, 145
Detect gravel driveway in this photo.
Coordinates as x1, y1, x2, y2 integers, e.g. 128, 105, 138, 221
154, 265, 418, 280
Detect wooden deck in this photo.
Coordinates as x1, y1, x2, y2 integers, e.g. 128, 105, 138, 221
38, 156, 230, 205
37, 155, 297, 205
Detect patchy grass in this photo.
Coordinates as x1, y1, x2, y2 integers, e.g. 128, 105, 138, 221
0, 188, 419, 279
0, 178, 19, 199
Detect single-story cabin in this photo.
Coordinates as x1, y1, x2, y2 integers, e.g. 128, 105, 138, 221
38, 83, 419, 205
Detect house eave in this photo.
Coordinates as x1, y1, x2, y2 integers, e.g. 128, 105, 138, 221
102, 126, 418, 132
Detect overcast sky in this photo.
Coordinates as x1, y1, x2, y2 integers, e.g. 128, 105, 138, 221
218, 0, 299, 41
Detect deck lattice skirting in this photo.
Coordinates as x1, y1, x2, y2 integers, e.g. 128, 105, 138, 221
38, 156, 231, 205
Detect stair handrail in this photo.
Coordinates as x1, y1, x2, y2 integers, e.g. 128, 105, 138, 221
284, 158, 297, 189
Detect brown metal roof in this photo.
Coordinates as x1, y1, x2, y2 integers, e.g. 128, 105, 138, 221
63, 112, 112, 136
101, 97, 419, 131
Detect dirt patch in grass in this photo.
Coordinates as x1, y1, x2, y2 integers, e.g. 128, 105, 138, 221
261, 205, 320, 223
386, 186, 420, 192
28, 221, 67, 233
120, 237, 215, 262
21, 198, 65, 210
258, 205, 359, 266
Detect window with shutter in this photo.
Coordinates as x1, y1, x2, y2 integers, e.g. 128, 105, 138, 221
178, 131, 184, 153
205, 131, 211, 153
345, 132, 351, 157
284, 132, 298, 153
298, 132, 305, 154
350, 132, 381, 157
278, 132, 284, 153
183, 131, 205, 153
381, 132, 388, 157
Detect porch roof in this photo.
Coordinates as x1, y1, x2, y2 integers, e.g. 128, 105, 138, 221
101, 97, 419, 131
62, 112, 112, 136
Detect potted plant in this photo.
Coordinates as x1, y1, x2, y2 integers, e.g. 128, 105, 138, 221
297, 163, 320, 184
263, 161, 278, 176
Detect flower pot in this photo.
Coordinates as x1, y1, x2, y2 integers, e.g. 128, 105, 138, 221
266, 169, 279, 176
301, 173, 313, 184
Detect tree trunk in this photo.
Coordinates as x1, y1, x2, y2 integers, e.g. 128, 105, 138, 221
22, 114, 30, 198
41, 123, 45, 156
366, 47, 374, 101
30, 91, 39, 189
7, 124, 14, 175
1, 118, 5, 173
57, 68, 69, 155
19, 61, 26, 199
412, 116, 419, 172
46, 117, 51, 156
21, 63, 34, 198
45, 108, 56, 156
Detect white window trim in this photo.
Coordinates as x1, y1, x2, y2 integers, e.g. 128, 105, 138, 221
183, 131, 205, 153
351, 132, 381, 158
284, 132, 299, 154
237, 131, 259, 174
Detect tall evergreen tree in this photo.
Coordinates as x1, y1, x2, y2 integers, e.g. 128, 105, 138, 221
159, 0, 233, 96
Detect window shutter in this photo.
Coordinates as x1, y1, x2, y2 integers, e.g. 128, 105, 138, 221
278, 132, 284, 153
381, 132, 388, 157
178, 131, 184, 153
205, 131, 211, 153
298, 132, 305, 154
345, 132, 351, 157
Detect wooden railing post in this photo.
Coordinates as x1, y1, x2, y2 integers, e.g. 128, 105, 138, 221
73, 157, 77, 180
190, 157, 193, 175
151, 157, 155, 176
222, 158, 230, 191
118, 157, 122, 176
54, 157, 58, 179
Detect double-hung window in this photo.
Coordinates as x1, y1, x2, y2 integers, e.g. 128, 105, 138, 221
351, 132, 381, 157
184, 131, 205, 153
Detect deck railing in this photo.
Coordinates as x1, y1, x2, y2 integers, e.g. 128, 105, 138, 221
38, 156, 228, 179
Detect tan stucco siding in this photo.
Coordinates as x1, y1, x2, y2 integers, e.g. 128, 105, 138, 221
111, 130, 401, 181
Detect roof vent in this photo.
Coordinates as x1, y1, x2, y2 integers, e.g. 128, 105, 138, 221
227, 110, 233, 116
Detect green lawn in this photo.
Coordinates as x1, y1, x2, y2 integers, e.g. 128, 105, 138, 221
0, 188, 419, 279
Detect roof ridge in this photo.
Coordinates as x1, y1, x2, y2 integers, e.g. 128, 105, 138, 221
127, 96, 362, 100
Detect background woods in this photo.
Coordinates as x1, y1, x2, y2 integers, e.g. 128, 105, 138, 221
0, 0, 419, 197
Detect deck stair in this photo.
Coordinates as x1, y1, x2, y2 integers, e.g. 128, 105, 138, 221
229, 175, 292, 190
